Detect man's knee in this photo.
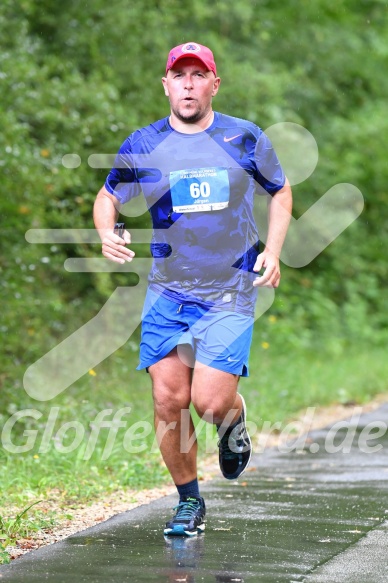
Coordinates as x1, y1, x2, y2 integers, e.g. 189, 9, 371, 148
191, 394, 238, 424
152, 382, 191, 419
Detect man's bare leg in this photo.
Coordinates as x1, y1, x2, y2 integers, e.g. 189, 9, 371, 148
151, 348, 209, 536
149, 347, 197, 486
191, 362, 241, 426
191, 362, 252, 481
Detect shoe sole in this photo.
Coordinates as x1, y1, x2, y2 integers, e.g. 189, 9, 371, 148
221, 393, 252, 481
164, 523, 205, 537
236, 393, 252, 479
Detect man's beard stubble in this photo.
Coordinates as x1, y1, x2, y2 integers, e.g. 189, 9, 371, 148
172, 103, 205, 125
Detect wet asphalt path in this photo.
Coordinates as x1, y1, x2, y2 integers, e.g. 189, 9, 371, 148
1, 404, 388, 582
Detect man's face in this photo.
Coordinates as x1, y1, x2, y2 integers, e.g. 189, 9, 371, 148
162, 58, 221, 124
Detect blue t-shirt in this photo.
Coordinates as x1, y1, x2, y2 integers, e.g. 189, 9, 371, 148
105, 112, 285, 316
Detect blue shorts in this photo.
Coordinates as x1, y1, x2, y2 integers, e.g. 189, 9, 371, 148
137, 288, 254, 376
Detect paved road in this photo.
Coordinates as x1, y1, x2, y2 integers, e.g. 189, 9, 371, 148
1, 404, 388, 582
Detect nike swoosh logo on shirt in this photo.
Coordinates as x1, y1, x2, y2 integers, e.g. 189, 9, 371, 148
223, 134, 243, 142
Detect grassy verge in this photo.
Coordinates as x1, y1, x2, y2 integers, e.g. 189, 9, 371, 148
1, 318, 388, 564
0, 502, 57, 565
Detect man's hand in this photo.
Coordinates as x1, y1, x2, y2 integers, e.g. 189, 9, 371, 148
101, 229, 135, 264
93, 186, 135, 264
253, 250, 280, 288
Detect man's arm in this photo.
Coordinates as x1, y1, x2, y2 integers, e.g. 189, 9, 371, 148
93, 186, 135, 264
253, 179, 292, 288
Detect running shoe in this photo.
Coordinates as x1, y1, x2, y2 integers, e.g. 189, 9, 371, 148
218, 393, 252, 480
164, 496, 206, 537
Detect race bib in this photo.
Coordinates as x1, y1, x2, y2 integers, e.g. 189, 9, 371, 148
170, 167, 230, 213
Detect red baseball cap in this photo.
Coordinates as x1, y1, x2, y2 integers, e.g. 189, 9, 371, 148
166, 42, 217, 76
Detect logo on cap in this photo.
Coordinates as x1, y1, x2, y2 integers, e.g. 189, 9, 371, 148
181, 42, 201, 54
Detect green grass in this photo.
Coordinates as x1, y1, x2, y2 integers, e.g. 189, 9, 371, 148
246, 342, 388, 425
0, 501, 57, 564
1, 315, 388, 564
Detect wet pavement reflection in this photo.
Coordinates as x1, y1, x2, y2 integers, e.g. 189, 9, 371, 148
2, 405, 388, 582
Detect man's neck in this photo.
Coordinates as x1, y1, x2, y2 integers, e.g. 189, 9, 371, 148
169, 111, 215, 134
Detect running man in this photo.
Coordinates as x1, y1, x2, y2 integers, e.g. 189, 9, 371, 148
93, 42, 292, 536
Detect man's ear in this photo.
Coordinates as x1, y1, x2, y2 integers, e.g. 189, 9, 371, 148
162, 77, 169, 97
212, 77, 221, 97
